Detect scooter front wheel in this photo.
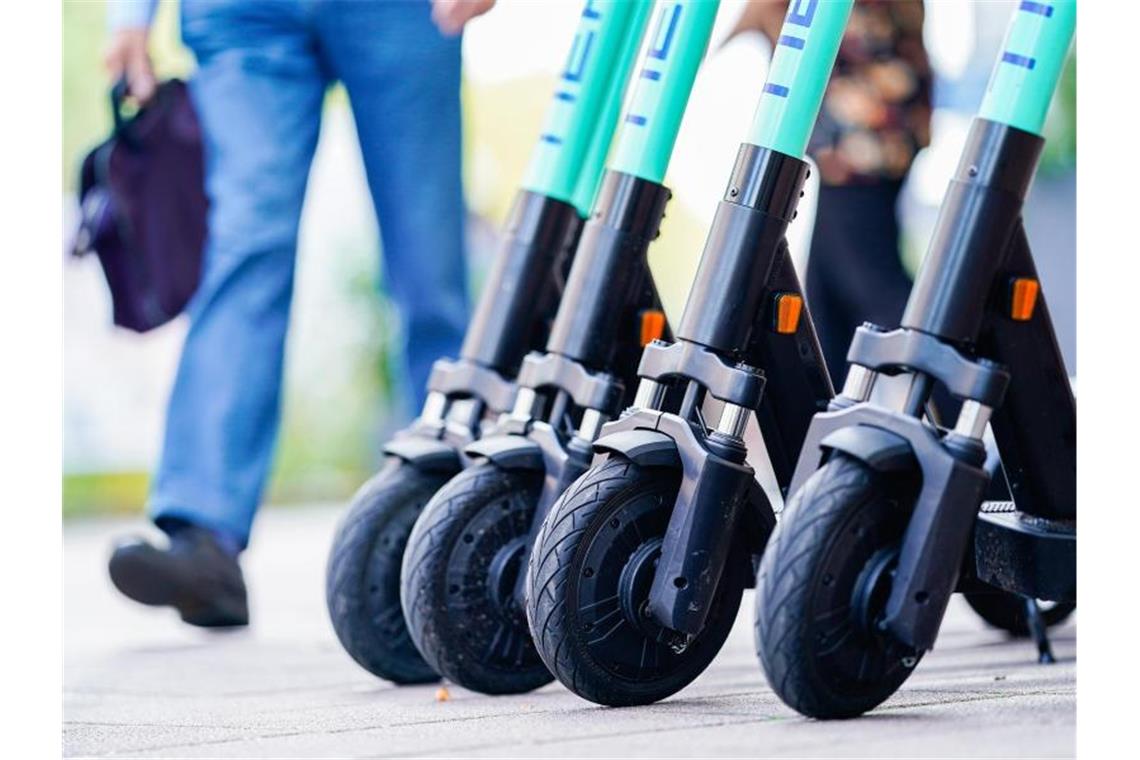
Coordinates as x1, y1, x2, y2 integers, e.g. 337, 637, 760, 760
325, 458, 447, 684
526, 456, 743, 707
400, 461, 553, 695
755, 453, 922, 719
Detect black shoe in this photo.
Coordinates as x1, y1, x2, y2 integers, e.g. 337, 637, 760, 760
108, 525, 249, 628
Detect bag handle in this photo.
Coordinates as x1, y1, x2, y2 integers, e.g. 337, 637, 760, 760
111, 77, 155, 144
110, 77, 133, 136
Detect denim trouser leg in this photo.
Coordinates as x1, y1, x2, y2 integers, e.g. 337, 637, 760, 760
149, 6, 326, 547
316, 1, 469, 410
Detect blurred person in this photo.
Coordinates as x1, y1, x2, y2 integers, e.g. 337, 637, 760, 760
103, 0, 494, 628
734, 0, 932, 382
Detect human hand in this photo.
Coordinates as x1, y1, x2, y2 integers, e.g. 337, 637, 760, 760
104, 27, 156, 104
431, 0, 496, 37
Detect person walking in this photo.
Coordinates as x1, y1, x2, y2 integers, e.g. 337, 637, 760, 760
103, 0, 494, 628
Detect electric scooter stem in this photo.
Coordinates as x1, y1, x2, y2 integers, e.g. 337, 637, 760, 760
506, 0, 721, 604
785, 0, 1077, 652
632, 0, 850, 636
884, 1, 1077, 641
751, 4, 1076, 721
521, 0, 854, 707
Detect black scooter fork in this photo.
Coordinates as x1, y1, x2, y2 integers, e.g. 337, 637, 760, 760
594, 0, 851, 639
789, 3, 1077, 653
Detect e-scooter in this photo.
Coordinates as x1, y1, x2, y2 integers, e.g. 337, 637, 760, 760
754, 1, 1076, 720
325, 0, 651, 685
526, 0, 851, 706
399, 0, 716, 696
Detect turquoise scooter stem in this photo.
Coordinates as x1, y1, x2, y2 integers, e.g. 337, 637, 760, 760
608, 0, 720, 184
746, 0, 853, 159
570, 1, 655, 215
979, 0, 1076, 136
522, 1, 651, 216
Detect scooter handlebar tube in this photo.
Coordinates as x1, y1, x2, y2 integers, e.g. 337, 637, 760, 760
978, 0, 1076, 137
522, 0, 653, 216
569, 1, 655, 216
544, 1, 724, 371
745, 0, 853, 159
608, 0, 720, 184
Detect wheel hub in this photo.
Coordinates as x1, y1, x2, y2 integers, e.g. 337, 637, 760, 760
488, 535, 529, 618
852, 546, 899, 636
618, 538, 663, 635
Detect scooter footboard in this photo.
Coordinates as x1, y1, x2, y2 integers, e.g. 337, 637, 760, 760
973, 504, 1076, 602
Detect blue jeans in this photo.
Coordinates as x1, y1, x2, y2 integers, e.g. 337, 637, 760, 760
150, 0, 469, 547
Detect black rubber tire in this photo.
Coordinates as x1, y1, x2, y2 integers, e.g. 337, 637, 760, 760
963, 591, 1075, 637
526, 456, 744, 707
325, 458, 448, 684
755, 453, 922, 719
401, 461, 553, 695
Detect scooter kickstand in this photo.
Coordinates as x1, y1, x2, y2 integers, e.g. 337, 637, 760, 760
1023, 597, 1055, 664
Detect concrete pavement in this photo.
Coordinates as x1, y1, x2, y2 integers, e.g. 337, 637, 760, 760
64, 505, 1075, 758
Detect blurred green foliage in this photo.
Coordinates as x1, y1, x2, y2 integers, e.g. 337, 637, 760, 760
63, 471, 150, 519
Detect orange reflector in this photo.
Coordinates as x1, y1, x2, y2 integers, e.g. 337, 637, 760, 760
774, 293, 803, 334
640, 309, 666, 346
1010, 277, 1039, 321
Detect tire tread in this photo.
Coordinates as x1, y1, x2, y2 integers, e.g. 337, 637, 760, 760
755, 454, 902, 719
326, 461, 447, 684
